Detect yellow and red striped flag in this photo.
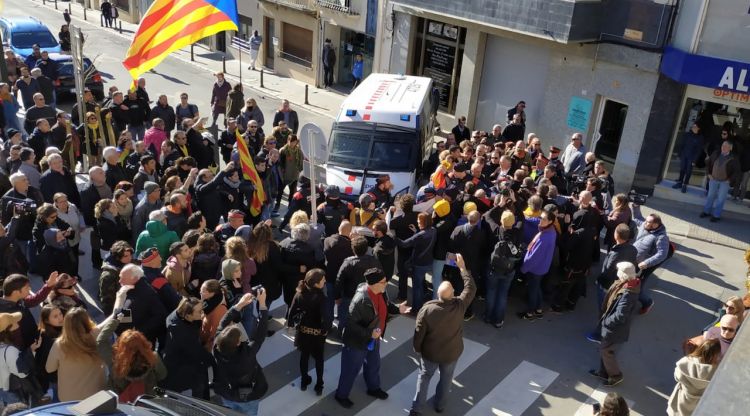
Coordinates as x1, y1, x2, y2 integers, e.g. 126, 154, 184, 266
123, 0, 238, 80
235, 130, 265, 216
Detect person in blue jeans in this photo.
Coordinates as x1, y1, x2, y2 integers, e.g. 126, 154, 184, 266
485, 211, 521, 328
519, 210, 556, 321
351, 53, 364, 91
631, 204, 669, 314
701, 141, 741, 222
672, 123, 705, 192
395, 212, 437, 314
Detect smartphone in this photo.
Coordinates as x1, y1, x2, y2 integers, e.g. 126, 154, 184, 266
119, 308, 133, 323
445, 252, 457, 267
592, 403, 601, 414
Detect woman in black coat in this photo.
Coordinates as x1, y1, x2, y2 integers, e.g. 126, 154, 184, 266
287, 269, 331, 395
279, 223, 316, 307
190, 233, 222, 296
161, 297, 214, 399
32, 203, 76, 277
247, 223, 283, 309
94, 199, 130, 259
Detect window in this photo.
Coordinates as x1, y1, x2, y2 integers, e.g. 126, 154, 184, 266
238, 16, 253, 40
11, 30, 58, 49
281, 23, 312, 67
328, 127, 417, 171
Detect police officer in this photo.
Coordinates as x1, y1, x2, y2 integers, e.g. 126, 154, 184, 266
366, 174, 393, 208
317, 185, 352, 236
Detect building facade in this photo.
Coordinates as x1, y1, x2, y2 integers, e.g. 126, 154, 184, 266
251, 0, 385, 87
646, 0, 750, 200
381, 0, 679, 194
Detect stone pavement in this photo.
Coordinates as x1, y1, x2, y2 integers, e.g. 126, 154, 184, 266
32, 0, 347, 120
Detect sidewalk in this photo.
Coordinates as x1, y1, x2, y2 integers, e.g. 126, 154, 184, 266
33, 0, 346, 120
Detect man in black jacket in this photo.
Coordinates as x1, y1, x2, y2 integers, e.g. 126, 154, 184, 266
1, 172, 44, 263
39, 153, 80, 205
123, 89, 150, 141
80, 166, 113, 268
595, 223, 637, 309
334, 268, 410, 409
447, 210, 486, 320
389, 194, 418, 301
323, 220, 353, 325
213, 291, 269, 413
106, 91, 129, 136
117, 264, 167, 346
335, 235, 382, 332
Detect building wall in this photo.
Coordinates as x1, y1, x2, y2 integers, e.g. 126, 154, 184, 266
669, 0, 705, 52
696, 0, 750, 62
258, 4, 319, 85
387, 11, 414, 75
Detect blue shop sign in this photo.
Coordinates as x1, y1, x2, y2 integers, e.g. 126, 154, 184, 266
661, 46, 750, 94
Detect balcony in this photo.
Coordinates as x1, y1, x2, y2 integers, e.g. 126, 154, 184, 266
259, 0, 318, 13
317, 0, 360, 15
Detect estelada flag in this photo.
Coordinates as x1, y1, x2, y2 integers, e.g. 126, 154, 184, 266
235, 130, 265, 216
123, 0, 238, 80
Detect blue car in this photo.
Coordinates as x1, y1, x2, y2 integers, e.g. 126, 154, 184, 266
0, 17, 61, 59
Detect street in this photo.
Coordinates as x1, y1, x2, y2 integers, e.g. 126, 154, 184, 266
5, 0, 750, 415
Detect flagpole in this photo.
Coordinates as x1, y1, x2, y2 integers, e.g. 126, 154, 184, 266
308, 129, 317, 224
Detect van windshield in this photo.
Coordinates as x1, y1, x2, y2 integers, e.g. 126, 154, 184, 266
328, 124, 416, 172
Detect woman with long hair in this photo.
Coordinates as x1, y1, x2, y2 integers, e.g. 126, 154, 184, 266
224, 236, 257, 294
199, 279, 228, 351
34, 305, 63, 398
603, 193, 632, 248
667, 338, 722, 416
45, 307, 112, 401
247, 223, 283, 309
45, 273, 86, 314
94, 199, 129, 259
114, 188, 134, 233
720, 295, 746, 324
190, 233, 222, 295
287, 269, 330, 395
110, 330, 167, 402
32, 203, 77, 277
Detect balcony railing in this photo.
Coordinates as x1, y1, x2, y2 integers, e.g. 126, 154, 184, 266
280, 51, 313, 68
317, 0, 359, 15
260, 0, 317, 12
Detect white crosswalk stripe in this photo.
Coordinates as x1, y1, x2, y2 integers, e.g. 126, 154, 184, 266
258, 315, 415, 414
464, 360, 559, 416
357, 338, 489, 416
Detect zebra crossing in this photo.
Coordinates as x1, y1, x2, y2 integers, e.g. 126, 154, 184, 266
252, 310, 643, 416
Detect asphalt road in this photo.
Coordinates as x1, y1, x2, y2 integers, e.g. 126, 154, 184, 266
5, 1, 749, 415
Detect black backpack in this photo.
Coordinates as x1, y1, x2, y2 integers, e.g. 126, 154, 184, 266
490, 235, 523, 274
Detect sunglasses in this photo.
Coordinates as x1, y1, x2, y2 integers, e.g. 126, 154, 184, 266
267, 141, 277, 145
249, 126, 258, 129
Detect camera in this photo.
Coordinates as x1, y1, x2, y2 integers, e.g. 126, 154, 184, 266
569, 174, 589, 194
250, 285, 264, 296
627, 190, 649, 205
7, 197, 37, 216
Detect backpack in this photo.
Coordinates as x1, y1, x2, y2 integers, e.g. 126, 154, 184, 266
1, 242, 29, 277
490, 235, 523, 274
118, 379, 146, 403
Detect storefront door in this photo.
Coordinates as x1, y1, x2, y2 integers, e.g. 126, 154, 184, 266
412, 19, 465, 114
593, 99, 629, 168
336, 29, 374, 88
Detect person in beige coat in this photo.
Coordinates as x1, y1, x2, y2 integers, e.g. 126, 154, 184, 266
667, 338, 722, 416
46, 286, 130, 401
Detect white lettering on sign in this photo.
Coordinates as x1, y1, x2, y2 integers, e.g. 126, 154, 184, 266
718, 67, 750, 92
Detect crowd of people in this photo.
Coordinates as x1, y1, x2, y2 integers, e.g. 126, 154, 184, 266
0, 40, 744, 414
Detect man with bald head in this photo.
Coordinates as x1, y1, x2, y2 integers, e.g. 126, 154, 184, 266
323, 220, 354, 323
80, 166, 113, 268
703, 313, 739, 358
411, 253, 475, 415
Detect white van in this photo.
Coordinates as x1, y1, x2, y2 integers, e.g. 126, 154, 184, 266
308, 74, 437, 201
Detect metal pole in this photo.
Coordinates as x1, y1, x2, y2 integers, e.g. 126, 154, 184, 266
238, 44, 242, 81
119, 21, 122, 34
55, 0, 58, 10
305, 85, 309, 105
83, 0, 88, 21
260, 69, 264, 88
43, 0, 46, 5
308, 129, 317, 224
190, 44, 194, 61
71, 25, 90, 171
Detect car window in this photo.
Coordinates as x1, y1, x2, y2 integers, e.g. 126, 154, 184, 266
11, 30, 58, 48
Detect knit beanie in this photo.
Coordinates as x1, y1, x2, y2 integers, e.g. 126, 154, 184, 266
433, 199, 450, 218
364, 268, 385, 285
221, 259, 241, 280
501, 211, 516, 228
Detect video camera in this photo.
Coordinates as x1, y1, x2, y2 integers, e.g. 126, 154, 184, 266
4, 197, 37, 216
627, 190, 649, 205
569, 174, 589, 195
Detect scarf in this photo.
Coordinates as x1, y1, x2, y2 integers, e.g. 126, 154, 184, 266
101, 210, 117, 223
139, 166, 156, 182
601, 279, 640, 316
119, 148, 130, 165
202, 292, 224, 315
223, 177, 240, 189
87, 122, 99, 147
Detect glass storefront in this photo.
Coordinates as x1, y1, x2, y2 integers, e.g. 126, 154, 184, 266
664, 86, 750, 187
336, 29, 375, 87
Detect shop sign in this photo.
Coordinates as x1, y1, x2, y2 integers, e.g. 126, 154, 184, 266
661, 46, 750, 95
566, 96, 592, 131
423, 39, 455, 108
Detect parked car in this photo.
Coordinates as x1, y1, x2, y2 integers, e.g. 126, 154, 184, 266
49, 53, 105, 100
16, 389, 245, 416
0, 17, 61, 59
